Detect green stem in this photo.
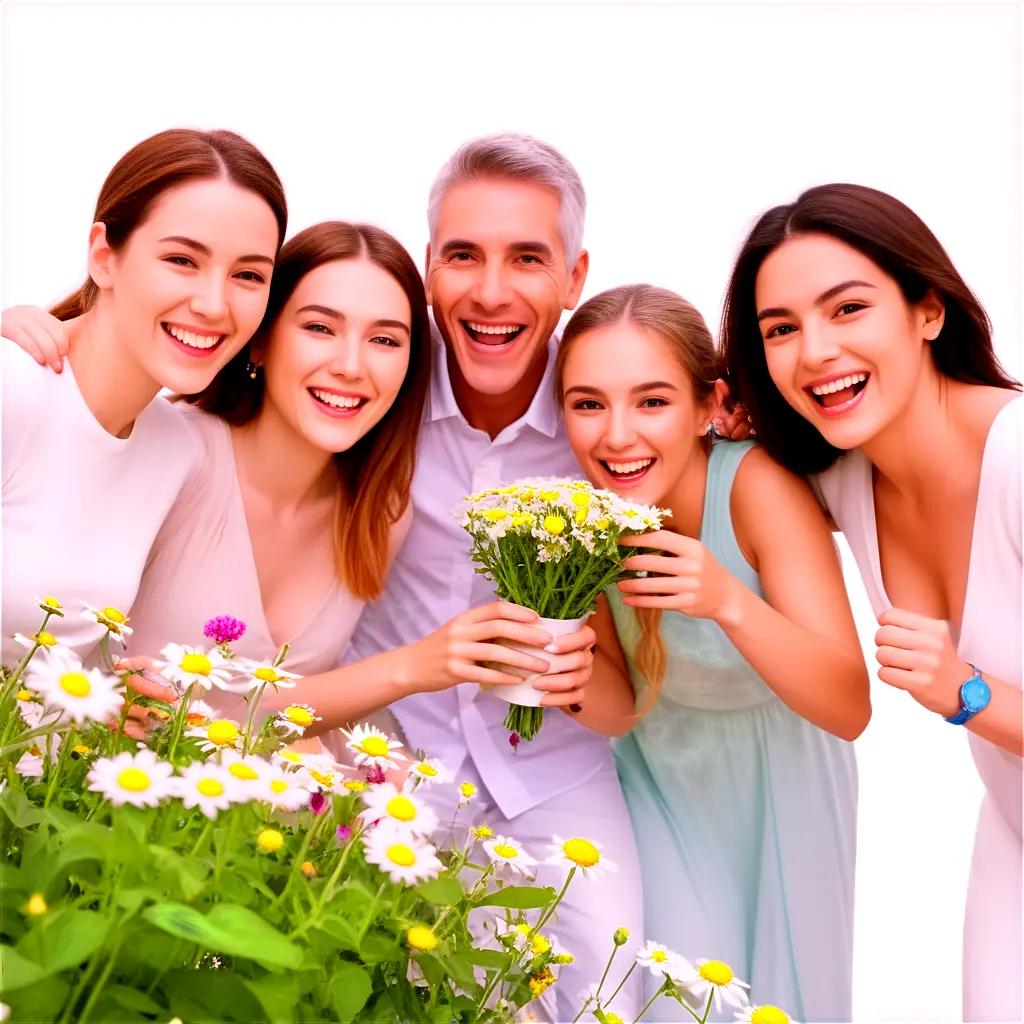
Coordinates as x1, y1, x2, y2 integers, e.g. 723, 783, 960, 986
165, 682, 196, 762
533, 866, 574, 934
604, 961, 638, 1011
631, 979, 669, 1024
43, 727, 76, 807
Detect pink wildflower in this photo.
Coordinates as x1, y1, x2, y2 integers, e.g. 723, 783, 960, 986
203, 616, 246, 645
363, 764, 386, 785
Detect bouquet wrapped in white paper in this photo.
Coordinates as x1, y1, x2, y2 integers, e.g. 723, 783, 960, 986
455, 478, 668, 741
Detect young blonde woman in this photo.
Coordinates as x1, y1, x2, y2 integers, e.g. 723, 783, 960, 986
720, 183, 1022, 1021
555, 284, 870, 1021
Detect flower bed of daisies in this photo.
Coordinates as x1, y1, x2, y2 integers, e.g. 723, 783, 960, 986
0, 599, 797, 1024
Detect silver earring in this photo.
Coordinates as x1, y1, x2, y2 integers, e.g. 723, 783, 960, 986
246, 361, 259, 380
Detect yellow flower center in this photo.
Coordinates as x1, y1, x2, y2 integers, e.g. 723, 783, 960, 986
530, 934, 550, 954
280, 751, 304, 763
651, 950, 667, 963
270, 780, 288, 794
518, 488, 534, 500
180, 653, 212, 676
543, 514, 566, 535
472, 824, 495, 839
493, 843, 518, 859
301, 860, 318, 878
562, 837, 600, 867
512, 512, 535, 528
415, 763, 438, 777
604, 1015, 624, 1024
357, 735, 390, 757
254, 667, 280, 682
406, 925, 438, 951
698, 960, 734, 986
257, 829, 283, 852
386, 795, 417, 821
750, 1009, 789, 1024
310, 769, 335, 787
26, 893, 47, 916
36, 632, 57, 647
72, 744, 91, 755
539, 489, 560, 502
596, 518, 609, 530
284, 706, 314, 727
15, 689, 34, 702
101, 606, 128, 624
459, 782, 477, 798
42, 596, 62, 610
117, 768, 151, 793
197, 778, 225, 798
483, 508, 508, 522
387, 843, 416, 867
229, 762, 259, 781
571, 492, 591, 507
206, 720, 239, 746
343, 780, 367, 793
28, 745, 42, 757
59, 672, 91, 698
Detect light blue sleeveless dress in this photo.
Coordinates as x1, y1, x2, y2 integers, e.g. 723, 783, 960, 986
608, 440, 857, 1021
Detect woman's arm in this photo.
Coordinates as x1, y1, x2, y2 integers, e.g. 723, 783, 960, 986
561, 594, 637, 738
619, 448, 871, 741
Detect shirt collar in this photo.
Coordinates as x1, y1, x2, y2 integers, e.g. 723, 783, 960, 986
427, 327, 562, 440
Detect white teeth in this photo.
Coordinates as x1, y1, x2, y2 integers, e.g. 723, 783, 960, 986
810, 372, 867, 396
606, 459, 653, 475
311, 388, 363, 410
466, 322, 523, 336
166, 324, 222, 350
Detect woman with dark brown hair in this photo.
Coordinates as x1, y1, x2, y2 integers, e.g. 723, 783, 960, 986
2, 128, 286, 666
720, 183, 1021, 1021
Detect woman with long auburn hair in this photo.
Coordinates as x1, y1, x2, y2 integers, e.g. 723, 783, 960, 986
554, 284, 870, 1021
6, 220, 573, 744
719, 183, 1021, 1021
2, 128, 286, 669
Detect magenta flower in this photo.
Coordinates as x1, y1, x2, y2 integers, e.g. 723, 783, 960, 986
203, 616, 246, 645
336, 823, 352, 844
363, 764, 386, 785
309, 792, 328, 816
509, 731, 521, 750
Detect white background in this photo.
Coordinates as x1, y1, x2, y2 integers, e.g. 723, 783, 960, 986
2, 1, 1020, 1020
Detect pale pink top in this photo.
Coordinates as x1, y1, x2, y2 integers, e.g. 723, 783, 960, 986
814, 397, 1022, 1021
126, 404, 411, 745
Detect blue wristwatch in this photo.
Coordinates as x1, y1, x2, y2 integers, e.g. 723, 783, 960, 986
944, 664, 991, 725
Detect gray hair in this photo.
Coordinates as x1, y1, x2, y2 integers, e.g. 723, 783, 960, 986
427, 132, 586, 262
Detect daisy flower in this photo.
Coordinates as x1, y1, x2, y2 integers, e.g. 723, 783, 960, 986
259, 765, 313, 812
359, 782, 438, 837
87, 749, 176, 808
173, 761, 240, 819
458, 781, 477, 805
13, 630, 59, 651
470, 823, 496, 842
545, 835, 618, 879
218, 750, 270, 799
675, 958, 750, 1013
735, 1006, 798, 1024
635, 940, 682, 978
187, 718, 244, 753
233, 658, 300, 693
407, 756, 451, 787
25, 648, 122, 725
155, 643, 233, 692
16, 735, 59, 779
362, 823, 443, 885
35, 595, 64, 616
273, 703, 320, 738
482, 835, 537, 877
185, 699, 218, 726
82, 604, 133, 645
343, 722, 406, 770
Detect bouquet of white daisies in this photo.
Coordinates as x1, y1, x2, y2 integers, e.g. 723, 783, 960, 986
455, 478, 667, 741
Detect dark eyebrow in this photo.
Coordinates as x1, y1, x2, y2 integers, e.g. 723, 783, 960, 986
439, 239, 481, 258
757, 279, 877, 322
632, 380, 678, 392
295, 305, 410, 336
158, 235, 274, 266
509, 241, 554, 259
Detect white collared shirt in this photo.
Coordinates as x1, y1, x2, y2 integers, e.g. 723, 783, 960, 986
344, 331, 615, 818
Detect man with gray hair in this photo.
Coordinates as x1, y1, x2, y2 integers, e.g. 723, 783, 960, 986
344, 133, 643, 1019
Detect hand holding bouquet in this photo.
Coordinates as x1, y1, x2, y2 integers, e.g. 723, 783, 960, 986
455, 478, 668, 741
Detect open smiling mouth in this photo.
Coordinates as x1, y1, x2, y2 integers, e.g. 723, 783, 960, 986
162, 322, 226, 357
461, 321, 526, 347
807, 372, 870, 412
600, 458, 655, 483
308, 388, 369, 416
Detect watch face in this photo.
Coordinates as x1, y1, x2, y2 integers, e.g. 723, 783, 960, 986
962, 676, 991, 713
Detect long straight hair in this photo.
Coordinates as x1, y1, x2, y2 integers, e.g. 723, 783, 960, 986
720, 183, 1020, 474
50, 128, 287, 320
555, 284, 720, 712
186, 222, 430, 601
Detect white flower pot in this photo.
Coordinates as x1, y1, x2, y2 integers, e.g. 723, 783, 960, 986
486, 613, 590, 707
